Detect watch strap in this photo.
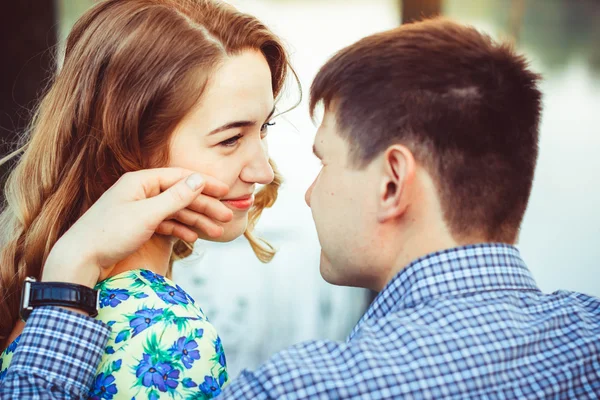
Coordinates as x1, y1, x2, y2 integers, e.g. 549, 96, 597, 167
20, 277, 99, 321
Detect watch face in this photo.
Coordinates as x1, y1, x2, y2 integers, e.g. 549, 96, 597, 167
19, 278, 34, 321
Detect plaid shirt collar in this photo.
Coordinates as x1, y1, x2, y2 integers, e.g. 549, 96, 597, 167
348, 243, 540, 341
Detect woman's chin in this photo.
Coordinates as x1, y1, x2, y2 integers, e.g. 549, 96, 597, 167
194, 218, 248, 243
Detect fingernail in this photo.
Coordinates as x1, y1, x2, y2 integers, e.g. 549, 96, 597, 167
186, 173, 204, 191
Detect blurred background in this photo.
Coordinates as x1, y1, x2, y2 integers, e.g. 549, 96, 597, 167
1, 0, 599, 378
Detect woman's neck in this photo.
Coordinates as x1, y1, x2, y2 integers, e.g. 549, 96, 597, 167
106, 234, 175, 279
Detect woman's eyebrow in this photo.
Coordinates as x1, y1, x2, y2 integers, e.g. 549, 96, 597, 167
208, 106, 276, 136
208, 120, 255, 135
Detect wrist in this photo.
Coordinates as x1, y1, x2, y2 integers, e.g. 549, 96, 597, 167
42, 239, 100, 288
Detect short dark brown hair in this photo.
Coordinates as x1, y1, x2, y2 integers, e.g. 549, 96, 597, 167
310, 18, 542, 243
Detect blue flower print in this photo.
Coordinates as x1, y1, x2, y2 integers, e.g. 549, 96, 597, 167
67, 269, 231, 400
130, 308, 163, 336
186, 294, 196, 304
136, 354, 180, 392
115, 330, 130, 344
111, 359, 122, 371
0, 359, 6, 381
199, 376, 222, 398
214, 337, 226, 367
156, 284, 189, 305
182, 377, 197, 388
100, 288, 130, 308
89, 372, 118, 400
140, 270, 165, 284
169, 337, 200, 369
6, 335, 20, 354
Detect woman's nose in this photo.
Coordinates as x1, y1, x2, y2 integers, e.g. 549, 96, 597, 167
240, 139, 275, 185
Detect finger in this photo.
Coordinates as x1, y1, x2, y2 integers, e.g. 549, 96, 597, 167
141, 173, 207, 225
156, 220, 199, 243
119, 168, 230, 199
170, 208, 226, 238
187, 194, 233, 223
176, 173, 228, 198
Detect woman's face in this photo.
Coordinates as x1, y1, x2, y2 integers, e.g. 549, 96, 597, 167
169, 49, 275, 242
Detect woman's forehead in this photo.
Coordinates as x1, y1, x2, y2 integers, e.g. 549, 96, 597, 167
190, 50, 274, 129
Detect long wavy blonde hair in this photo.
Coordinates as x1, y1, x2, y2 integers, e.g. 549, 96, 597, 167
0, 0, 294, 344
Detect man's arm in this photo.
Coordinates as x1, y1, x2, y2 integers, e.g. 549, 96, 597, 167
220, 369, 271, 399
0, 307, 110, 399
219, 339, 351, 400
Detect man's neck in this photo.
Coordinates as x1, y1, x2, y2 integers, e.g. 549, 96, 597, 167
379, 228, 490, 292
381, 236, 457, 289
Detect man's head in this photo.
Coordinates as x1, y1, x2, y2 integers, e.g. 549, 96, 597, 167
305, 18, 542, 291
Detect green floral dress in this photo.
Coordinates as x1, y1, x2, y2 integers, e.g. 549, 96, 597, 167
0, 269, 228, 400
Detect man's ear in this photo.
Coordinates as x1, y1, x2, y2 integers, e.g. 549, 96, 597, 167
377, 144, 416, 223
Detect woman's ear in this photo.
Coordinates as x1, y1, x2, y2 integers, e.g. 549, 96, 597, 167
377, 144, 416, 223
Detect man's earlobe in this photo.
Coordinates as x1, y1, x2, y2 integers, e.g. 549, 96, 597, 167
377, 145, 415, 223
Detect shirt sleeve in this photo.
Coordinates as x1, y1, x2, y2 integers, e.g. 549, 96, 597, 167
220, 369, 271, 400
89, 314, 229, 399
219, 339, 349, 400
0, 306, 110, 399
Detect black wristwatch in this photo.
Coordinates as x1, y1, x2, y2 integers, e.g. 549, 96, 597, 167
19, 277, 100, 321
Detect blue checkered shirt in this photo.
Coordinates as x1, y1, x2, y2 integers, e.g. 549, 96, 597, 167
221, 244, 600, 399
0, 307, 109, 399
1, 244, 599, 399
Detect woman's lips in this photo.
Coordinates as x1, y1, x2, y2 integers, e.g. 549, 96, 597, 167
222, 195, 254, 211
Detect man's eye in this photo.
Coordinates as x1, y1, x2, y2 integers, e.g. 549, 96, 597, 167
219, 134, 242, 147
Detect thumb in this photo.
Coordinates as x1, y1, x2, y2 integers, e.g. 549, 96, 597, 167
141, 173, 206, 225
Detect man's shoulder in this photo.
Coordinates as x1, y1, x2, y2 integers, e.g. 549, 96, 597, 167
367, 287, 600, 330
225, 289, 600, 399
254, 287, 600, 368
550, 289, 600, 308
256, 339, 349, 372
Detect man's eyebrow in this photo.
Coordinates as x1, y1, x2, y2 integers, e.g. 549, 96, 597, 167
208, 106, 276, 136
312, 144, 323, 159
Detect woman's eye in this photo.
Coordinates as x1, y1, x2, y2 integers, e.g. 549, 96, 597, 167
219, 134, 242, 147
261, 121, 276, 135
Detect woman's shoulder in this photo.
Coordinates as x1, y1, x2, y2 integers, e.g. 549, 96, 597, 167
94, 269, 216, 349
90, 269, 229, 398
95, 269, 206, 317
91, 317, 228, 400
